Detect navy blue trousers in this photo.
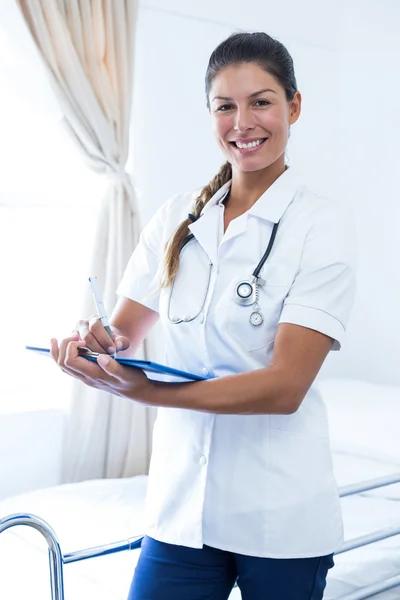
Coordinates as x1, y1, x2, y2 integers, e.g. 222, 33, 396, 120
128, 536, 334, 600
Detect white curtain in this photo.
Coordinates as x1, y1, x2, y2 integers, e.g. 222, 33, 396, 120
16, 0, 157, 481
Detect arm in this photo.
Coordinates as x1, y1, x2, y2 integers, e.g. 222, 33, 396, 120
55, 320, 332, 412
138, 323, 333, 415
110, 296, 159, 357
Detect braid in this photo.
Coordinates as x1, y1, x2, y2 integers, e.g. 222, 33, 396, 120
160, 161, 232, 290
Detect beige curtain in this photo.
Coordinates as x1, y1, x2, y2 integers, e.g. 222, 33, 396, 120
17, 0, 157, 481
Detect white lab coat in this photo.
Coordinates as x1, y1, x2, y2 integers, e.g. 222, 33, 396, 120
117, 166, 357, 558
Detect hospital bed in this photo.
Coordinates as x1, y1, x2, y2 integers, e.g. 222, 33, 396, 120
0, 378, 399, 599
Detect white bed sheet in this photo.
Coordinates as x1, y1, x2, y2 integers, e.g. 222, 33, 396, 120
320, 377, 400, 599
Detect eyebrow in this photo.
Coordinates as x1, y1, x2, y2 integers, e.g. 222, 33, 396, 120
212, 88, 277, 102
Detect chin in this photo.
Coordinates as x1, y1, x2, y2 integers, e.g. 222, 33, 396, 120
232, 159, 272, 173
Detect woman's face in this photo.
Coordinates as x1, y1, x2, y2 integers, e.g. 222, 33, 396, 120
209, 63, 301, 173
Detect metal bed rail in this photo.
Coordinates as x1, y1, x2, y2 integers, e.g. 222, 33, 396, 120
0, 472, 399, 600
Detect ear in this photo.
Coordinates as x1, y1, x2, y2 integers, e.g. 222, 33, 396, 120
289, 90, 302, 125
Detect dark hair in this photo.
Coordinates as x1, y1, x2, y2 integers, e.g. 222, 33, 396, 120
161, 31, 298, 290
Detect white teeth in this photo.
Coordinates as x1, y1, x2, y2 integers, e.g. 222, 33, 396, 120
236, 138, 266, 149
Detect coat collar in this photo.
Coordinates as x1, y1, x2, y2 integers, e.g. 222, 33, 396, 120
188, 166, 302, 263
199, 165, 301, 222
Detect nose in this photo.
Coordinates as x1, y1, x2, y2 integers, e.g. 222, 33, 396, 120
233, 107, 256, 133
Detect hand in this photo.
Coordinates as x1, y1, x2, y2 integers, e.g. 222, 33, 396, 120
74, 316, 130, 355
50, 334, 153, 403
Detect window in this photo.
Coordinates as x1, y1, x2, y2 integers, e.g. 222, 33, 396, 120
0, 22, 106, 412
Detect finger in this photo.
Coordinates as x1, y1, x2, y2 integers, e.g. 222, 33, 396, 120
58, 334, 85, 371
52, 336, 92, 384
96, 354, 123, 381
50, 337, 60, 362
74, 318, 88, 338
74, 318, 106, 354
64, 339, 104, 380
114, 335, 130, 352
88, 316, 116, 354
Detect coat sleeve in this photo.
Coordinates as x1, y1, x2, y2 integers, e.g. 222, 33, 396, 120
278, 202, 358, 350
116, 195, 180, 312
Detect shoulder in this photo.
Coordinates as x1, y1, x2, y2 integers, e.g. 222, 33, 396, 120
289, 183, 357, 266
291, 182, 353, 225
161, 188, 201, 228
289, 179, 356, 238
141, 188, 201, 249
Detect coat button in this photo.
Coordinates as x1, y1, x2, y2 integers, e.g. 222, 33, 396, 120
199, 455, 207, 466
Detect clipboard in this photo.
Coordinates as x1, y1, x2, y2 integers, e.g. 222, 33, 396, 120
25, 346, 208, 382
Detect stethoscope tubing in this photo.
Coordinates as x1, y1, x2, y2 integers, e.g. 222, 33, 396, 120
167, 218, 280, 324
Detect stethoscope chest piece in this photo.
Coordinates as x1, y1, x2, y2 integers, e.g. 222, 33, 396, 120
233, 280, 256, 306
233, 278, 265, 327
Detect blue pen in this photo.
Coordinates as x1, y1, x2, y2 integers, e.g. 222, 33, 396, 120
88, 276, 116, 356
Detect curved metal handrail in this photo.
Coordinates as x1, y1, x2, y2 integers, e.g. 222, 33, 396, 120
0, 513, 64, 600
0, 511, 145, 598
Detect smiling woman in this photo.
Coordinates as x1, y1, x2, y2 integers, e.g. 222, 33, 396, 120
52, 31, 357, 600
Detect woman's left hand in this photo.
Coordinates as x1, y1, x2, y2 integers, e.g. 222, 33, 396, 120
50, 335, 154, 403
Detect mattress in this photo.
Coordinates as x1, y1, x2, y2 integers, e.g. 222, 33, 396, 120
0, 378, 399, 599
321, 377, 400, 600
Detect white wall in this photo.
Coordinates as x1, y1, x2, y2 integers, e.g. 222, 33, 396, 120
0, 407, 64, 500
129, 0, 400, 385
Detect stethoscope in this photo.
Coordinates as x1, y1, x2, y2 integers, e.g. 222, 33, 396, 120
167, 211, 280, 327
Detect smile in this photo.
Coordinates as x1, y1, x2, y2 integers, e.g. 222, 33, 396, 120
229, 137, 268, 154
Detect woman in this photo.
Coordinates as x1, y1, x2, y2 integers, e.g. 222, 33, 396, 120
51, 31, 357, 600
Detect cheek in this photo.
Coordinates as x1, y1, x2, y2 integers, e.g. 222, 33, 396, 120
212, 116, 231, 140
260, 106, 288, 133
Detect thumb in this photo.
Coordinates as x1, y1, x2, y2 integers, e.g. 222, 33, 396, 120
114, 335, 130, 352
97, 353, 120, 377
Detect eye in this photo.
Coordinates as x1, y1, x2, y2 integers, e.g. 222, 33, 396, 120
215, 100, 271, 112
216, 104, 234, 112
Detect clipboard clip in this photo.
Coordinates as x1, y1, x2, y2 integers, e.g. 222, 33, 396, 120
78, 347, 100, 357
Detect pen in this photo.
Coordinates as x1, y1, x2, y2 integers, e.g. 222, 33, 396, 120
88, 276, 116, 356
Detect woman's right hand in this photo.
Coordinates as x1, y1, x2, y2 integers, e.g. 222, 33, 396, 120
74, 316, 131, 355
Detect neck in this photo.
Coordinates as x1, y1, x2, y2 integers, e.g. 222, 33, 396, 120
226, 160, 288, 212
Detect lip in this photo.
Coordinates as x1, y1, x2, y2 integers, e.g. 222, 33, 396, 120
232, 137, 267, 143
229, 137, 269, 155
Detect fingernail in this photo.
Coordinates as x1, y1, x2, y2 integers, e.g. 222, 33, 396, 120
116, 340, 123, 351
107, 346, 116, 354
98, 355, 109, 366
